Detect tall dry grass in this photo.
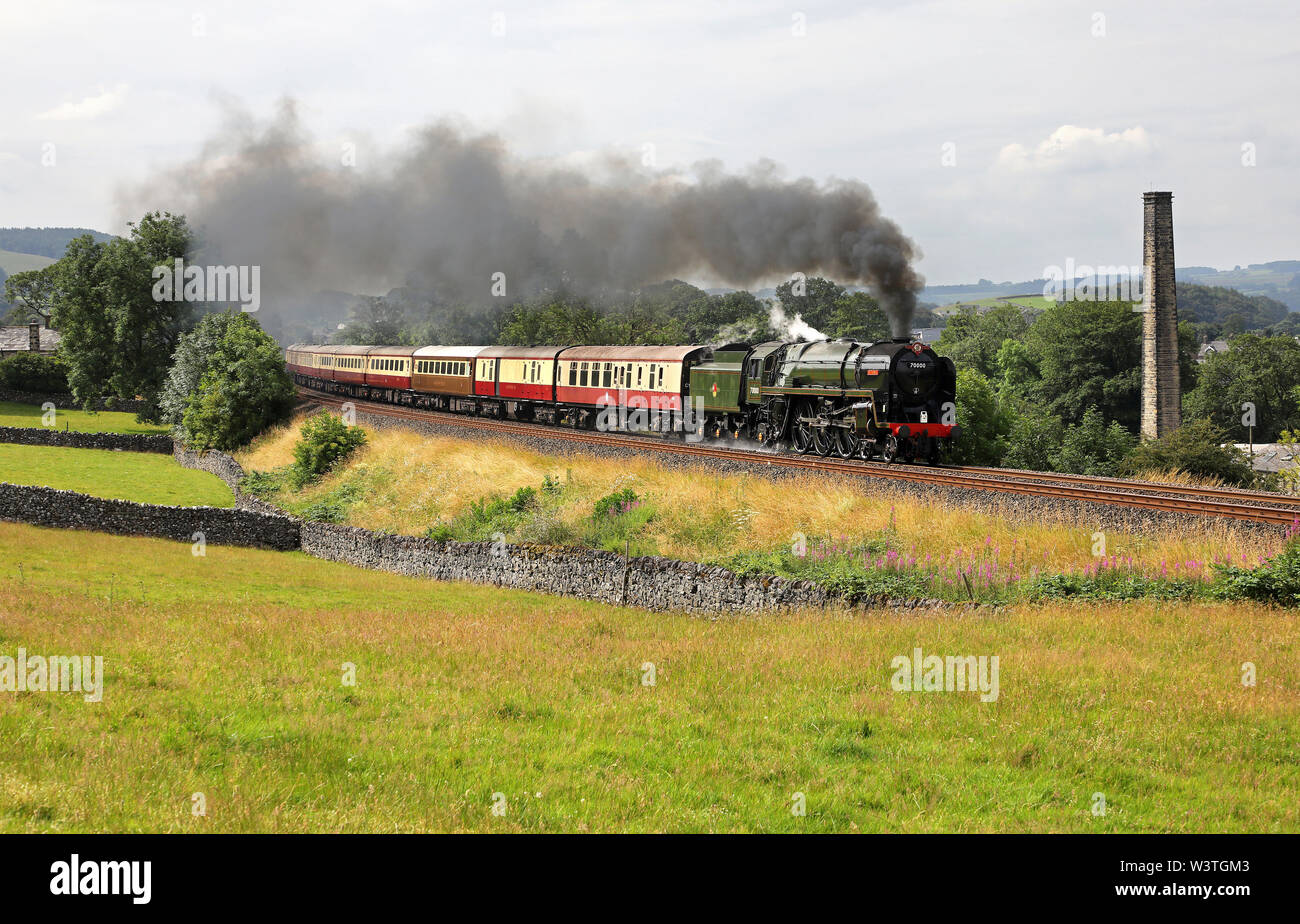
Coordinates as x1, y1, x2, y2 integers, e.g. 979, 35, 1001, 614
236, 415, 1286, 574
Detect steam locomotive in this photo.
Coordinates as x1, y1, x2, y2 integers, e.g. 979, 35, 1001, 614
286, 337, 957, 464
694, 338, 957, 463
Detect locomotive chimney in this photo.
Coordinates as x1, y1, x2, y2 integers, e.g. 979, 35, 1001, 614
1140, 191, 1180, 440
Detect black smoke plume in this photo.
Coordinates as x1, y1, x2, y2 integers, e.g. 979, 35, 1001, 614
124, 100, 924, 336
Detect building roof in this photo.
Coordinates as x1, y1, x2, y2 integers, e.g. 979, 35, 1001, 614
1196, 340, 1230, 361
0, 326, 60, 352
1231, 443, 1300, 474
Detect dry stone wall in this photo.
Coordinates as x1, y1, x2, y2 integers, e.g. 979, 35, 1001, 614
0, 425, 172, 453
298, 521, 937, 613
0, 389, 149, 413
0, 482, 300, 550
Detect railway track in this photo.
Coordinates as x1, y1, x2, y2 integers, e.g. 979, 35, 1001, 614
298, 387, 1299, 527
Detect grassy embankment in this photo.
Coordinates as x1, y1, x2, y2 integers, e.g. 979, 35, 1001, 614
0, 401, 168, 435
0, 443, 232, 507
0, 520, 1295, 833
237, 415, 1287, 603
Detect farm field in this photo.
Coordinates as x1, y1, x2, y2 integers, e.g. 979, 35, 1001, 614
0, 249, 56, 276
0, 444, 232, 507
0, 521, 1295, 833
934, 294, 1065, 315
0, 401, 168, 435
237, 415, 1285, 598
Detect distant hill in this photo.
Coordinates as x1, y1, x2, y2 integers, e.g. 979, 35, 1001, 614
923, 261, 1300, 311
1178, 282, 1290, 335
1176, 262, 1300, 309
0, 227, 114, 260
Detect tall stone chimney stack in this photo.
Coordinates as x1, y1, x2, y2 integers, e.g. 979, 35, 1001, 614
1140, 191, 1180, 440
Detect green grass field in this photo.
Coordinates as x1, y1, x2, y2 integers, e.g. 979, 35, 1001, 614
0, 401, 168, 435
0, 444, 232, 507
0, 249, 56, 276
0, 521, 1295, 833
935, 294, 1063, 315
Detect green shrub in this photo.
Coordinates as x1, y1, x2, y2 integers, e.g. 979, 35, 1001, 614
593, 488, 640, 519
585, 488, 656, 554
1210, 542, 1300, 606
291, 413, 367, 488
0, 352, 69, 393
1022, 572, 1198, 602
239, 469, 286, 498
1121, 418, 1257, 487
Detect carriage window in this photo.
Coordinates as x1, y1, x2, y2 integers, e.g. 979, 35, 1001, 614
658, 365, 665, 387
580, 362, 588, 387
636, 365, 643, 387
568, 363, 577, 386
603, 362, 612, 388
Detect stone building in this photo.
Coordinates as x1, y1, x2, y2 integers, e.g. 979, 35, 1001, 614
0, 320, 61, 359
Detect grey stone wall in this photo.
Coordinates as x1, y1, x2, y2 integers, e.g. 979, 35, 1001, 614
0, 389, 149, 413
300, 521, 939, 613
0, 425, 173, 453
0, 482, 300, 550
171, 445, 287, 515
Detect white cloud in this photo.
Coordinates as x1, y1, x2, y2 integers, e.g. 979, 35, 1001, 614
996, 125, 1153, 172
36, 84, 129, 121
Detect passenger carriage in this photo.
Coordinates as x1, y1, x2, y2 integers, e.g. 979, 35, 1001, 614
554, 345, 709, 431
474, 346, 566, 421
362, 346, 417, 403
411, 345, 490, 412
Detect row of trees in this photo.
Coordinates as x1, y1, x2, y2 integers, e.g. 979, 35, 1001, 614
2, 212, 294, 450
333, 276, 935, 348
940, 300, 1300, 484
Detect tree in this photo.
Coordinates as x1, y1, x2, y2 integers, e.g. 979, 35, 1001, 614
948, 367, 1014, 465
334, 295, 411, 345
1121, 419, 1256, 486
774, 276, 844, 334
935, 304, 1029, 379
1051, 406, 1136, 476
1001, 410, 1064, 472
3, 265, 60, 326
827, 291, 891, 341
173, 312, 296, 451
1183, 334, 1300, 442
995, 338, 1038, 395
51, 212, 193, 418
1018, 300, 1142, 430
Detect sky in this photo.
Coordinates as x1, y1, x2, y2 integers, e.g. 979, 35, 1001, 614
0, 0, 1296, 286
